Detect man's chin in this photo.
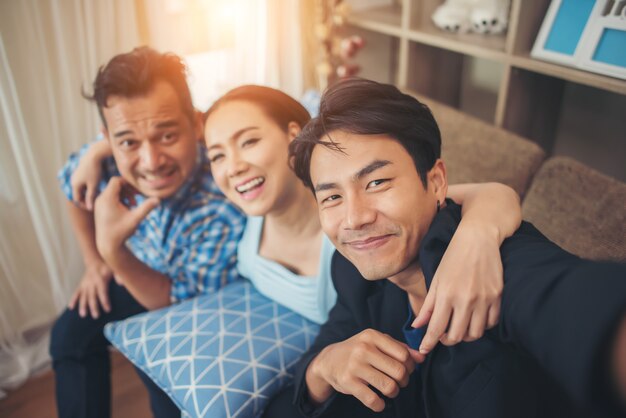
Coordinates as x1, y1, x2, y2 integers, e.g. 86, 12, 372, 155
347, 257, 393, 280
140, 187, 177, 199
127, 182, 174, 199
134, 179, 182, 199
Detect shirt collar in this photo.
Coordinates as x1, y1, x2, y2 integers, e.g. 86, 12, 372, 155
418, 198, 463, 290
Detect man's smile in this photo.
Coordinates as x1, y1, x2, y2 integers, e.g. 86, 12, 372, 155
343, 234, 395, 251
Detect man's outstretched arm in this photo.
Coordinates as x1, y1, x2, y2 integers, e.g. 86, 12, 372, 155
495, 227, 626, 416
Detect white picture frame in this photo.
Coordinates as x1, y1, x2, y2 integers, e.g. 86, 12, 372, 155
531, 0, 626, 80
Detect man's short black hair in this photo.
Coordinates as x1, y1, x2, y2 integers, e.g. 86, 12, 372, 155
289, 78, 441, 191
83, 46, 195, 128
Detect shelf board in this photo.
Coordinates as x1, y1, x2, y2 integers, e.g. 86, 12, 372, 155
511, 54, 626, 96
347, 4, 403, 37
407, 26, 507, 62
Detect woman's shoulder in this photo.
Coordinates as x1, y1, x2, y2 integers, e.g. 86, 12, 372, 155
237, 216, 264, 269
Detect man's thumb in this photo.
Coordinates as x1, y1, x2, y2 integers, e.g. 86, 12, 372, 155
130, 197, 160, 224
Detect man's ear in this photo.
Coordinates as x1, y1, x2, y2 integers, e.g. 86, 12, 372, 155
287, 121, 302, 142
428, 159, 448, 203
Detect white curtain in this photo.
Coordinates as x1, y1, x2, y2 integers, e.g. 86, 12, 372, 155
0, 0, 305, 397
0, 0, 140, 396
143, 0, 306, 110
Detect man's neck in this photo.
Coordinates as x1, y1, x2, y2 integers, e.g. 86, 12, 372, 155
388, 261, 428, 317
264, 184, 321, 240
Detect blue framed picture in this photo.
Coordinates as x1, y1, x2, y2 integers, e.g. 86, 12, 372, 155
532, 0, 626, 80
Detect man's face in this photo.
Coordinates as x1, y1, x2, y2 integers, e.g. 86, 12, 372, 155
102, 80, 201, 198
310, 130, 447, 281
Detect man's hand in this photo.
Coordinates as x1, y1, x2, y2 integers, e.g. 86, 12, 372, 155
68, 258, 113, 319
94, 177, 159, 269
413, 221, 503, 354
70, 157, 102, 211
306, 329, 424, 412
70, 138, 112, 210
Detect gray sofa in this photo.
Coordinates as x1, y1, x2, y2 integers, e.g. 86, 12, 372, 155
420, 94, 626, 263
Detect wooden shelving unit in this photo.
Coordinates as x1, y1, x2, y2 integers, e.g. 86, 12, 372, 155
346, 0, 626, 154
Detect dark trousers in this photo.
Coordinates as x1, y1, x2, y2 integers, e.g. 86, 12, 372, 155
50, 281, 180, 418
263, 385, 384, 418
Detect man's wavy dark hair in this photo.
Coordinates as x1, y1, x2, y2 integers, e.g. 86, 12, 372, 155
289, 78, 441, 192
83, 46, 195, 128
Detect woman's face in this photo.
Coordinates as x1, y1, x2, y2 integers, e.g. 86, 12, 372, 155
204, 100, 301, 216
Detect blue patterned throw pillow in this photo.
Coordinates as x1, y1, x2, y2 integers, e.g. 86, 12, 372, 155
104, 280, 320, 417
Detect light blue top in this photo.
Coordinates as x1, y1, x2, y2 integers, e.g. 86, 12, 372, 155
236, 216, 337, 324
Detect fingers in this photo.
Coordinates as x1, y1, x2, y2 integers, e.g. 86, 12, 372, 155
68, 289, 80, 310
418, 297, 452, 354
440, 306, 472, 346
78, 288, 88, 318
85, 184, 97, 211
326, 330, 418, 412
88, 287, 100, 319
364, 347, 413, 390
407, 347, 426, 364
463, 305, 489, 342
130, 197, 160, 225
351, 383, 386, 412
101, 176, 124, 197
96, 280, 111, 313
412, 278, 437, 329
72, 182, 87, 209
72, 282, 108, 319
367, 331, 416, 374
486, 299, 501, 329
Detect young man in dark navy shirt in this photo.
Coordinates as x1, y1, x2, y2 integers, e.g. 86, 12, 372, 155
264, 78, 626, 418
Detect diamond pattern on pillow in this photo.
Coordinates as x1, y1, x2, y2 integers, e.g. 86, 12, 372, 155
104, 280, 320, 417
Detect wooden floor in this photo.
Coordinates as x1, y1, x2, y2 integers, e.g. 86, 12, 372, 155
0, 350, 152, 418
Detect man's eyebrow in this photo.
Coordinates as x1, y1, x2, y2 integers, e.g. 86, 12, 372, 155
314, 182, 338, 193
207, 126, 259, 152
314, 160, 392, 193
353, 159, 392, 181
113, 129, 133, 139
155, 120, 180, 129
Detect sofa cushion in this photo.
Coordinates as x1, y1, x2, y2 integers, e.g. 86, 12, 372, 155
415, 94, 546, 198
104, 280, 320, 417
522, 156, 626, 262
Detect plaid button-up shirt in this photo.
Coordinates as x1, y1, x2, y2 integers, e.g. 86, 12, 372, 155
58, 141, 245, 302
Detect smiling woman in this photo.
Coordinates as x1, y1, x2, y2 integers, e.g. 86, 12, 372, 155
204, 86, 334, 322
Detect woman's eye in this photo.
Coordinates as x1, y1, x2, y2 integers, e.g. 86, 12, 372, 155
242, 138, 260, 148
208, 153, 224, 163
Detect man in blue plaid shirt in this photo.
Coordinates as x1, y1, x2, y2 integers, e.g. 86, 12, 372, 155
50, 47, 244, 418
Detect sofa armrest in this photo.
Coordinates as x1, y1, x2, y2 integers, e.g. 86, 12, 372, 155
522, 156, 626, 262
